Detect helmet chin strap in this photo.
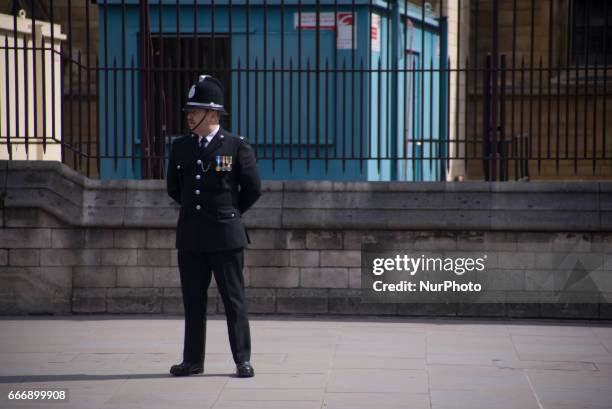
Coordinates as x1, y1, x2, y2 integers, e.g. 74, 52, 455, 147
189, 110, 210, 133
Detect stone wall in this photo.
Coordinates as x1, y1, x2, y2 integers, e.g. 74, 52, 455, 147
1, 160, 611, 318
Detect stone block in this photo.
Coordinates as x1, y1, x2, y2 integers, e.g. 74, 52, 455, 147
0, 266, 72, 314
73, 266, 117, 287
137, 249, 171, 266
0, 228, 51, 248
245, 288, 276, 313
146, 229, 176, 248
40, 249, 100, 266
328, 289, 398, 315
349, 268, 362, 288
51, 228, 113, 249
306, 231, 343, 249
0, 249, 7, 266
117, 267, 154, 287
245, 249, 289, 267
99, 249, 138, 266
8, 249, 40, 266
72, 288, 107, 313
300, 268, 348, 288
107, 288, 162, 313
289, 250, 319, 267
250, 267, 299, 288
320, 250, 361, 267
153, 267, 181, 287
276, 288, 328, 313
114, 229, 146, 248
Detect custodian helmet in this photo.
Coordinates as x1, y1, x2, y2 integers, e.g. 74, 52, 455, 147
182, 74, 228, 115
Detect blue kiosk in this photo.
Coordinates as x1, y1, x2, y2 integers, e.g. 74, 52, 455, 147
97, 0, 447, 181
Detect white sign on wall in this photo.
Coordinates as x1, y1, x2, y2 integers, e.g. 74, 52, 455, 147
371, 14, 381, 53
294, 12, 357, 50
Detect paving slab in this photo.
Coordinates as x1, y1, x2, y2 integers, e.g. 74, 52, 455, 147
0, 315, 610, 409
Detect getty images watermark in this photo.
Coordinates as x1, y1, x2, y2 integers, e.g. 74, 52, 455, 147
371, 253, 486, 293
361, 240, 612, 303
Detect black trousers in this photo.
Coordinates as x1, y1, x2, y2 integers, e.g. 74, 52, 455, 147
177, 248, 251, 365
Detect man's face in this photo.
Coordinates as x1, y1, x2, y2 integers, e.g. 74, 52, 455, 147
186, 108, 218, 132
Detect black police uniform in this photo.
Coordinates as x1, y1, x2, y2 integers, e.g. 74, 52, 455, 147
166, 74, 261, 377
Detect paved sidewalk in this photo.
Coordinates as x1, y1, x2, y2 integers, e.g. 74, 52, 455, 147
0, 315, 611, 409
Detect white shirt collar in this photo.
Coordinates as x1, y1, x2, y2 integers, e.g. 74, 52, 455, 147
197, 124, 220, 142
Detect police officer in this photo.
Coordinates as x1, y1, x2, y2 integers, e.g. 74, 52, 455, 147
166, 74, 261, 377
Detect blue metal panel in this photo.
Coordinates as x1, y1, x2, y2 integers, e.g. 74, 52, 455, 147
97, 0, 445, 181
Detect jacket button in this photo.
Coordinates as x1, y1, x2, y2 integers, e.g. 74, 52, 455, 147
196, 205, 201, 210
176, 165, 181, 169
196, 159, 202, 164
195, 189, 200, 195
195, 174, 201, 180
231, 213, 235, 217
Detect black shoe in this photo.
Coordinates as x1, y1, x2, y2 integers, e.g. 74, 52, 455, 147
236, 361, 255, 378
169, 361, 204, 376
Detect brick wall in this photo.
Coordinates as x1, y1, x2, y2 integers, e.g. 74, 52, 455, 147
1, 160, 611, 318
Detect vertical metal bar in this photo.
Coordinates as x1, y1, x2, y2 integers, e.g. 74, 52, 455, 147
246, 0, 250, 139
4, 36, 11, 159
491, 0, 499, 181
30, 0, 38, 149
584, 0, 590, 162
255, 57, 259, 150
500, 54, 506, 181
280, 0, 285, 160
420, 0, 425, 179
86, 0, 92, 176
325, 58, 329, 174
603, 0, 609, 165
113, 56, 118, 170
473, 0, 479, 173
520, 56, 525, 179
429, 57, 433, 174
483, 54, 491, 181
359, 57, 364, 173
350, 0, 356, 162
547, 0, 553, 162
511, 0, 517, 177
263, 0, 268, 150
574, 37, 579, 175
377, 56, 382, 172
556, 62, 561, 176
96, 56, 100, 173
121, 0, 127, 165
103, 0, 109, 161
464, 56, 469, 175
211, 0, 215, 75
342, 57, 346, 171
50, 0, 57, 150
528, 0, 535, 175
289, 57, 293, 173
315, 0, 320, 160
307, 57, 311, 172
566, 0, 572, 162
238, 58, 242, 136
11, 9, 20, 155
78, 50, 83, 170
131, 55, 135, 173
455, 1, 461, 176
592, 51, 598, 174
298, 0, 301, 161
272, 57, 276, 172
537, 56, 542, 175
22, 33, 29, 155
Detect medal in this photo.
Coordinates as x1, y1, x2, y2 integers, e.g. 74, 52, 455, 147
215, 156, 221, 172
227, 156, 233, 171
222, 156, 228, 171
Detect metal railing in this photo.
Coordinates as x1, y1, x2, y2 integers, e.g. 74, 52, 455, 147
0, 0, 611, 181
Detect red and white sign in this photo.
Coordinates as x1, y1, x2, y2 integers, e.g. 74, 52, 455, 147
336, 12, 356, 50
294, 12, 335, 30
371, 14, 381, 53
294, 12, 357, 50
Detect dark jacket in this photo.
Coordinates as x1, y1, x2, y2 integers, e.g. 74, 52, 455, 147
166, 127, 262, 251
